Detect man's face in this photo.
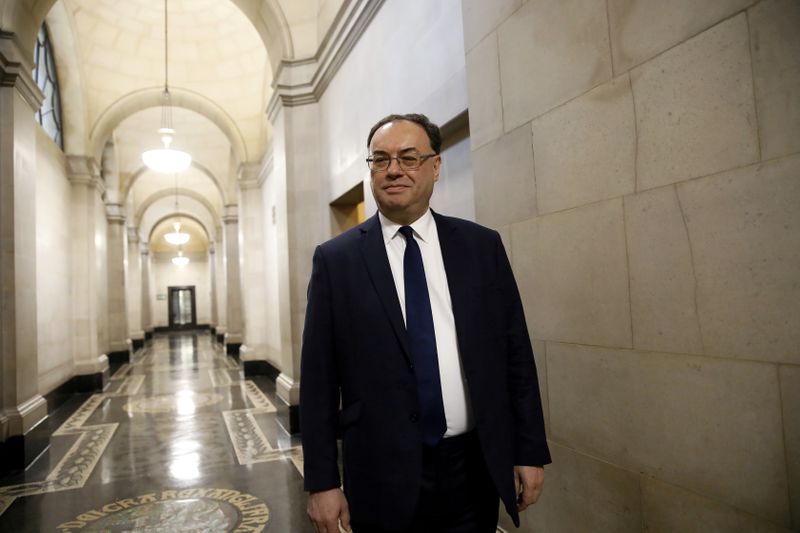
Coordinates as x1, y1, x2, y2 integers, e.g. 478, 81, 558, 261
369, 120, 441, 225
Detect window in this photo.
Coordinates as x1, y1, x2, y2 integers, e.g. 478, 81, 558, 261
32, 23, 64, 149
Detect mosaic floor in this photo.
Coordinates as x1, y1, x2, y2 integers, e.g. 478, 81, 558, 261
0, 332, 311, 533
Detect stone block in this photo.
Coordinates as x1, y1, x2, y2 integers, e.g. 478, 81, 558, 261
461, 0, 521, 52
498, 442, 642, 532
676, 155, 800, 364
497, 0, 612, 131
749, 0, 800, 160
471, 125, 536, 228
624, 186, 703, 354
532, 75, 635, 214
465, 33, 504, 150
607, 0, 754, 73
510, 199, 631, 348
642, 477, 792, 532
631, 14, 758, 190
780, 365, 800, 528
547, 342, 790, 524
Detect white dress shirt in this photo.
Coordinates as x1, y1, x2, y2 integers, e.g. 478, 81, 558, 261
378, 209, 474, 437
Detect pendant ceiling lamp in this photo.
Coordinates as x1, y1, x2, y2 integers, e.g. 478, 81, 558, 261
165, 173, 190, 245
172, 249, 189, 267
142, 0, 191, 174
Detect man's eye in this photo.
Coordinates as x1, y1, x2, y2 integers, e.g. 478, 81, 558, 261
400, 156, 418, 164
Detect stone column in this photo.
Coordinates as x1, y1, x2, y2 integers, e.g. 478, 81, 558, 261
140, 244, 152, 339
209, 242, 218, 330
213, 232, 227, 344
105, 204, 128, 361
0, 33, 49, 470
67, 156, 109, 390
222, 207, 243, 354
237, 166, 269, 370
126, 227, 144, 351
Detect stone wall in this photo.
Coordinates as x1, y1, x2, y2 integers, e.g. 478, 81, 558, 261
461, 0, 800, 530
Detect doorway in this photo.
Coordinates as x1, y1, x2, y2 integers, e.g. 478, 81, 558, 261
168, 286, 197, 329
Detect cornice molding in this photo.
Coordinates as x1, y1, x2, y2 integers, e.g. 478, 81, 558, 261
266, 0, 386, 120
0, 32, 44, 112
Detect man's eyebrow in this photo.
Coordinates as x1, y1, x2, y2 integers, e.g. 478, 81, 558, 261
370, 147, 420, 154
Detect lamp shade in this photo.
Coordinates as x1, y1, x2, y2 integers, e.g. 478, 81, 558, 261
142, 147, 192, 174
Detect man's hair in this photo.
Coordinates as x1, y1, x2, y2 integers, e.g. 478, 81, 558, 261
367, 113, 442, 154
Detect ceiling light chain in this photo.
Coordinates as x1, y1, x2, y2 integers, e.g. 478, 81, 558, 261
142, 0, 192, 174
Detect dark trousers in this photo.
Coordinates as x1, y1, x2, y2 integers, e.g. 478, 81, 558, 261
353, 431, 499, 533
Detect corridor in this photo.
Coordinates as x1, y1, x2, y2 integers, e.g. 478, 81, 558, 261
0, 333, 310, 532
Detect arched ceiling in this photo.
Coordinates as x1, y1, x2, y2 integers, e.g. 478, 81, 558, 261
150, 216, 208, 253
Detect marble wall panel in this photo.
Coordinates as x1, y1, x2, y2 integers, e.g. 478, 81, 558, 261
498, 442, 642, 532
624, 186, 703, 355
461, 0, 520, 52
676, 155, 800, 364
547, 342, 790, 524
607, 0, 754, 73
532, 75, 635, 214
642, 477, 792, 533
779, 365, 800, 527
511, 199, 631, 348
631, 14, 758, 190
471, 124, 536, 228
497, 0, 611, 131
749, 0, 800, 161
465, 33, 503, 150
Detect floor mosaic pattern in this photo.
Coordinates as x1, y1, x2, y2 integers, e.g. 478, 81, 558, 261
0, 332, 309, 533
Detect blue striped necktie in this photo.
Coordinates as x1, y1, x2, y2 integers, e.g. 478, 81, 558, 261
399, 225, 447, 446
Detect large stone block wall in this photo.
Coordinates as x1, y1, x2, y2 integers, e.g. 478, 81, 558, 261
461, 0, 799, 530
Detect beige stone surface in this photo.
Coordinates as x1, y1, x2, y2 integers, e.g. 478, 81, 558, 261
607, 0, 754, 73
642, 477, 792, 532
532, 75, 635, 214
471, 125, 536, 228
749, 0, 800, 160
632, 14, 758, 190
511, 199, 631, 348
547, 342, 790, 524
465, 33, 503, 150
780, 365, 800, 528
498, 442, 642, 532
497, 0, 612, 131
461, 0, 521, 52
677, 155, 800, 363
624, 186, 703, 354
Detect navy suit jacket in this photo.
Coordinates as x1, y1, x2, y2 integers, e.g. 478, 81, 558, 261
300, 211, 550, 528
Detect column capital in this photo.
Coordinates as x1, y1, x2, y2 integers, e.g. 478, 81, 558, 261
0, 33, 44, 112
127, 226, 140, 244
139, 243, 150, 256
105, 203, 126, 224
222, 204, 238, 224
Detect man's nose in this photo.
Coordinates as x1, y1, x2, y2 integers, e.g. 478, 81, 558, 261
386, 157, 404, 175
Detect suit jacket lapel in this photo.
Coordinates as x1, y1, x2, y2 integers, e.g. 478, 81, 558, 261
359, 214, 411, 360
433, 212, 472, 343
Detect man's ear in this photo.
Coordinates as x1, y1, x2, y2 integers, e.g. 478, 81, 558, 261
433, 155, 441, 181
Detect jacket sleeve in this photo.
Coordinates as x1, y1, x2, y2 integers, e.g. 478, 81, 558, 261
495, 233, 552, 467
300, 245, 342, 491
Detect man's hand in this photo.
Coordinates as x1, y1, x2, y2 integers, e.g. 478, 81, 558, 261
514, 465, 544, 512
307, 488, 351, 532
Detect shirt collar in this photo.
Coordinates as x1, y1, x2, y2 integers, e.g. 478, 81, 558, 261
378, 209, 434, 245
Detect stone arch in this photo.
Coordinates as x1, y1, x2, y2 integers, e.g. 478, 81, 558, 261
135, 188, 219, 228
146, 212, 212, 245
90, 87, 249, 164
123, 160, 228, 206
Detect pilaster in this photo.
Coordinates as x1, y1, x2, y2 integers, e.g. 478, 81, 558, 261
222, 206, 243, 355
0, 32, 48, 471
67, 156, 109, 390
125, 227, 144, 351
106, 203, 128, 360
140, 243, 152, 339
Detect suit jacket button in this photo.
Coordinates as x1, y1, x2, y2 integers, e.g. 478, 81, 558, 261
409, 413, 418, 422
409, 364, 415, 372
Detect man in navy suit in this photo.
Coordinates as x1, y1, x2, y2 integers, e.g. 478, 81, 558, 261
300, 113, 550, 532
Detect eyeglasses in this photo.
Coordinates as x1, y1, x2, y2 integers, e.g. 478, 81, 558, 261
366, 150, 438, 172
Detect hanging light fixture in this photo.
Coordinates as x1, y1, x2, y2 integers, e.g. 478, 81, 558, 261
142, 0, 192, 174
172, 248, 190, 267
164, 173, 190, 245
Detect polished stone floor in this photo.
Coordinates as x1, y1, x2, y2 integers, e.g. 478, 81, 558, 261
0, 332, 311, 533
